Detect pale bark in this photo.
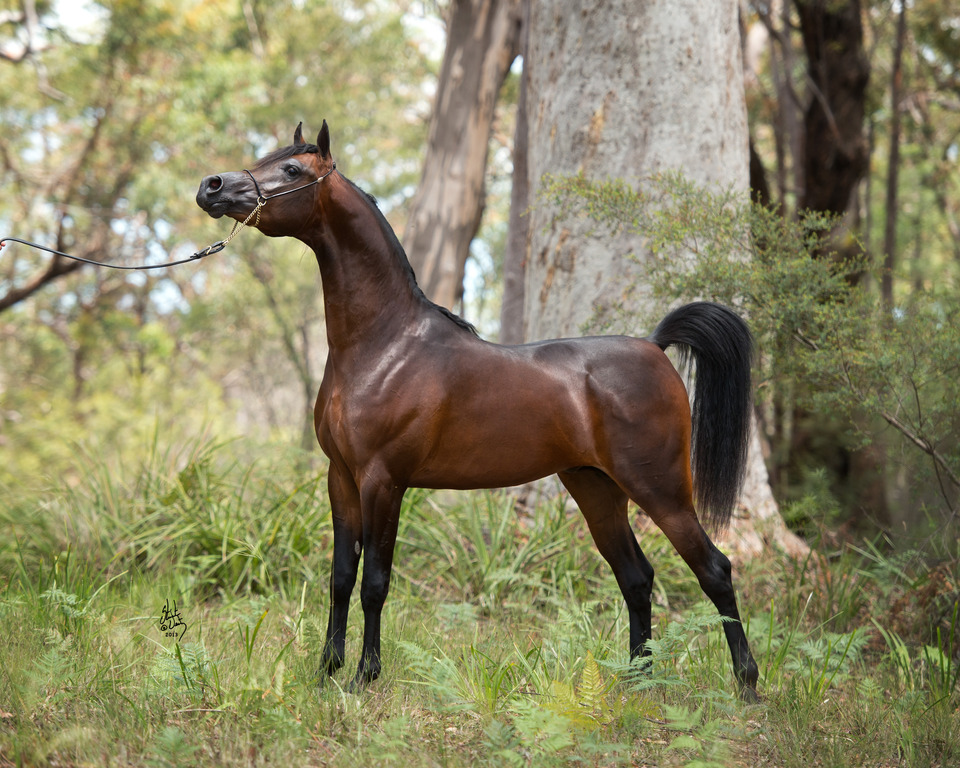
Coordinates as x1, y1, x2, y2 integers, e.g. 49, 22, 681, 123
524, 0, 749, 337
403, 0, 523, 310
523, 0, 806, 557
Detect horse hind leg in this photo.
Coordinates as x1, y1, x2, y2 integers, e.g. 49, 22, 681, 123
615, 465, 760, 701
558, 468, 655, 662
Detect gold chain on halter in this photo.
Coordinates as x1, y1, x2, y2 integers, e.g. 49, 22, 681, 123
222, 197, 265, 248
192, 196, 265, 259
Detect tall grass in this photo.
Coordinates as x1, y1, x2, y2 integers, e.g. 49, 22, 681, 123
1, 438, 959, 766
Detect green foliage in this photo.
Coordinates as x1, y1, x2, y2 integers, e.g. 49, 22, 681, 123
0, 436, 331, 603
782, 628, 868, 701
147, 726, 201, 768
396, 490, 607, 611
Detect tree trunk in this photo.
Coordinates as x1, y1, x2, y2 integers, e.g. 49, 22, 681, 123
523, 0, 806, 557
403, 0, 523, 311
790, 0, 888, 530
882, 1, 907, 310
499, 0, 529, 345
795, 0, 870, 215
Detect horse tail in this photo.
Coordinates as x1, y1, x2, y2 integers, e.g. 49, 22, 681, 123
648, 302, 754, 530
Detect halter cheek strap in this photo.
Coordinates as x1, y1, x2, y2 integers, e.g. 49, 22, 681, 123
242, 162, 337, 203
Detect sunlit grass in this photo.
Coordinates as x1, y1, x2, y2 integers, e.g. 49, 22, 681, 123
1, 438, 959, 766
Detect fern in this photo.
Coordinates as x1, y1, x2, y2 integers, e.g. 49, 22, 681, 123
578, 651, 605, 713
785, 627, 867, 698
148, 726, 199, 767
33, 629, 73, 685
542, 651, 619, 729
618, 608, 728, 693
150, 642, 214, 698
40, 586, 87, 619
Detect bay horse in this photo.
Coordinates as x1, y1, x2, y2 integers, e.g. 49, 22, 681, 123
196, 121, 760, 701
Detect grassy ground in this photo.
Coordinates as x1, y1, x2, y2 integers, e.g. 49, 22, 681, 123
1, 440, 959, 766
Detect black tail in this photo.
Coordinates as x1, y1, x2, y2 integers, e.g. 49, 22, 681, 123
648, 302, 754, 529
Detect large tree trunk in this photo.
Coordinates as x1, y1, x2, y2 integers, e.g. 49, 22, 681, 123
522, 0, 806, 557
403, 0, 522, 311
881, 0, 907, 311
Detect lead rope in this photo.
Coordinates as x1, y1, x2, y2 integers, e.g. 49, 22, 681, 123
0, 192, 266, 269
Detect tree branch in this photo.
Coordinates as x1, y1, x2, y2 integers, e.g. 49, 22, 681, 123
0, 250, 83, 312
831, 328, 960, 497
878, 410, 960, 493
0, 0, 46, 62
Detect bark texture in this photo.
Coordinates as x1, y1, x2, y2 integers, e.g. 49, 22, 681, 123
499, 0, 529, 344
524, 0, 747, 338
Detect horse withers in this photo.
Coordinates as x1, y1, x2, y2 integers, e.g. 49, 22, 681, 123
196, 121, 760, 701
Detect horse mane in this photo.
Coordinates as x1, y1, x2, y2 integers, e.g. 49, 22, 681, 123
342, 176, 479, 337
253, 143, 320, 169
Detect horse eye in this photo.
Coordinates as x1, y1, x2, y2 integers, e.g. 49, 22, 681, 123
284, 165, 300, 177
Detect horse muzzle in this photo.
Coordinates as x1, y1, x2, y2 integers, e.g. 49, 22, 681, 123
196, 172, 258, 219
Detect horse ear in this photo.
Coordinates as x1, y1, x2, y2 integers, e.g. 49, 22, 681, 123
293, 122, 305, 146
317, 120, 330, 160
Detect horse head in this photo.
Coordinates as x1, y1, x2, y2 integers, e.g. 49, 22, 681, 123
196, 121, 335, 238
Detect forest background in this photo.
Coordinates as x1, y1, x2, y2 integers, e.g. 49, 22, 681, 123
2, 1, 960, 766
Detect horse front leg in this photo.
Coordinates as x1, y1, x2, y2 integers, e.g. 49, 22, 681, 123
320, 463, 363, 679
352, 476, 405, 689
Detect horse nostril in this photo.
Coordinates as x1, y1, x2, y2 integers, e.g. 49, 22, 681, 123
208, 175, 223, 193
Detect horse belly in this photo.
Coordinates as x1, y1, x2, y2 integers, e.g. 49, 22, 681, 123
408, 396, 592, 490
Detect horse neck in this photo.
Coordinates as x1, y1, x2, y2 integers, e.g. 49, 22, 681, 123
303, 180, 426, 353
